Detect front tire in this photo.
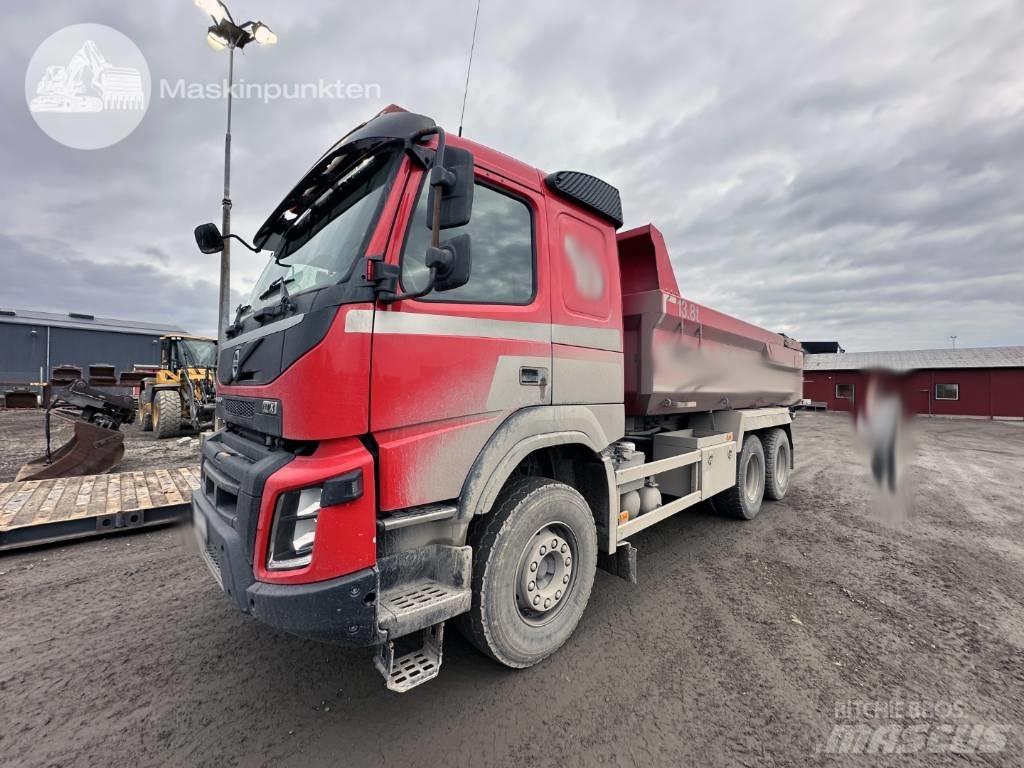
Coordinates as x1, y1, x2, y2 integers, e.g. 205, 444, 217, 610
459, 477, 598, 669
153, 389, 181, 439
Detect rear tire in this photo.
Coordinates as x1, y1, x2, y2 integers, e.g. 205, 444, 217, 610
718, 434, 765, 520
763, 428, 791, 501
459, 477, 598, 669
138, 398, 153, 431
153, 389, 181, 439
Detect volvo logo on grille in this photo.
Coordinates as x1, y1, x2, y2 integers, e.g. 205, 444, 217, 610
262, 400, 278, 415
231, 348, 241, 380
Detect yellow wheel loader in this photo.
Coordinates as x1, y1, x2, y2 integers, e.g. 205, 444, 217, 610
138, 335, 217, 439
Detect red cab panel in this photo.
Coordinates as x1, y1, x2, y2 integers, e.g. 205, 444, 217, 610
217, 304, 372, 441
369, 143, 553, 511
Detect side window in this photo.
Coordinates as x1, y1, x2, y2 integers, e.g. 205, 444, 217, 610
401, 179, 534, 304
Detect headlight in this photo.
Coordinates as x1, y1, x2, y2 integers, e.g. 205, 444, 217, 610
267, 486, 322, 570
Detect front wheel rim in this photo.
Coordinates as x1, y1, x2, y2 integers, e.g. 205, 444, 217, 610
514, 522, 578, 627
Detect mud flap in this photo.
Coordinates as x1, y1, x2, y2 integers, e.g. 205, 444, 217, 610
15, 421, 126, 481
598, 541, 638, 584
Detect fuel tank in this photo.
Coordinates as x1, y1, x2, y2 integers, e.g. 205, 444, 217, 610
619, 225, 803, 417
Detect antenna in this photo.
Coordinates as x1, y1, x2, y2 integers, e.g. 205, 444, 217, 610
458, 0, 483, 137
950, 335, 957, 349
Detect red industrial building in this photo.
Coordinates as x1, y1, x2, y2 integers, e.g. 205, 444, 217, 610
802, 346, 1024, 419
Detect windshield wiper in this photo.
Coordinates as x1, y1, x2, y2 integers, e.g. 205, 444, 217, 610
225, 303, 252, 339
226, 305, 250, 338
254, 277, 296, 325
259, 276, 294, 300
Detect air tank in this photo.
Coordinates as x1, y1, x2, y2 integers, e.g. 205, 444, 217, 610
638, 477, 661, 515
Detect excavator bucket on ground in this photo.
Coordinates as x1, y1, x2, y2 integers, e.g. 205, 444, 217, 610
16, 420, 126, 481
15, 379, 136, 482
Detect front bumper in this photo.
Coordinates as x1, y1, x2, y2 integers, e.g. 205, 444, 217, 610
193, 486, 383, 646
192, 429, 382, 646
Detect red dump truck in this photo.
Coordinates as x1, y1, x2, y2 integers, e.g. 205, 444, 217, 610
191, 107, 804, 691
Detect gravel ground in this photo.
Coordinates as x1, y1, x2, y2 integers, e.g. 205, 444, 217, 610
1, 412, 1022, 767
0, 409, 199, 483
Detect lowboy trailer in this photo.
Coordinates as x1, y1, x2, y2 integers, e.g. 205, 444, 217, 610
191, 107, 803, 691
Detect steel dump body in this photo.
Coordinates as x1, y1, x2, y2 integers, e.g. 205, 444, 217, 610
618, 225, 803, 416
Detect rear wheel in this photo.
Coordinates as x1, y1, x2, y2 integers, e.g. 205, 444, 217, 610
718, 434, 765, 520
138, 397, 153, 432
459, 477, 598, 668
763, 428, 791, 501
153, 389, 181, 439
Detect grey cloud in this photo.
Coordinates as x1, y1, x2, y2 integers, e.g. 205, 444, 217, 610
0, 0, 1021, 352
788, 80, 900, 116
142, 246, 170, 263
0, 234, 241, 336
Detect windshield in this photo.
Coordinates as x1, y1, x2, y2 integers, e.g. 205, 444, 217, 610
179, 339, 217, 368
246, 148, 396, 313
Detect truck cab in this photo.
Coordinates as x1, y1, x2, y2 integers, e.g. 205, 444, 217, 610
192, 107, 801, 691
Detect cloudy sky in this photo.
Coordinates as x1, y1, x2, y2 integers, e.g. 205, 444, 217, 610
2, 0, 1021, 351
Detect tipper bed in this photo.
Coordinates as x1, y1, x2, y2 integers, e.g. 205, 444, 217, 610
617, 224, 803, 416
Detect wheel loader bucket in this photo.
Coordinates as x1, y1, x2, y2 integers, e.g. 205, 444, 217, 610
15, 421, 126, 482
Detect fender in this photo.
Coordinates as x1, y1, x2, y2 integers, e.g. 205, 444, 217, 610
140, 382, 180, 404
458, 403, 624, 520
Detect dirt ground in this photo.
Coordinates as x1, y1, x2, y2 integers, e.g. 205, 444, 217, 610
1, 412, 1022, 767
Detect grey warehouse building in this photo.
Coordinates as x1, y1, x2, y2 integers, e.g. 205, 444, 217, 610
0, 308, 187, 385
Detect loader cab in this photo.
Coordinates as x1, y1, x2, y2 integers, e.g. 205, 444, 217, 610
159, 337, 178, 373
159, 335, 217, 376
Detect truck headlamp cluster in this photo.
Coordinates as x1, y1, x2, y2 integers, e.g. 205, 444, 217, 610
266, 470, 364, 571
267, 487, 322, 570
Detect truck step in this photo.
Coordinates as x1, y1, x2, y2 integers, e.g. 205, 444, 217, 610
378, 578, 471, 637
376, 544, 472, 637
374, 622, 446, 693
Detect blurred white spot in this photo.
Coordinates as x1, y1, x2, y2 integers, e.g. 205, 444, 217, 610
564, 234, 604, 300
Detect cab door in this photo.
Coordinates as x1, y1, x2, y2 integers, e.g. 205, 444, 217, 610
369, 160, 551, 511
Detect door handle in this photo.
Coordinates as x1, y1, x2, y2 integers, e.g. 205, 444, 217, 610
519, 366, 548, 386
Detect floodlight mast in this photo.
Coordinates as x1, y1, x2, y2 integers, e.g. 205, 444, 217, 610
194, 0, 277, 343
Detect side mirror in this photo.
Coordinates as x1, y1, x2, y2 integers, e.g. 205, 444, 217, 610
426, 234, 472, 292
426, 146, 474, 230
194, 223, 224, 254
